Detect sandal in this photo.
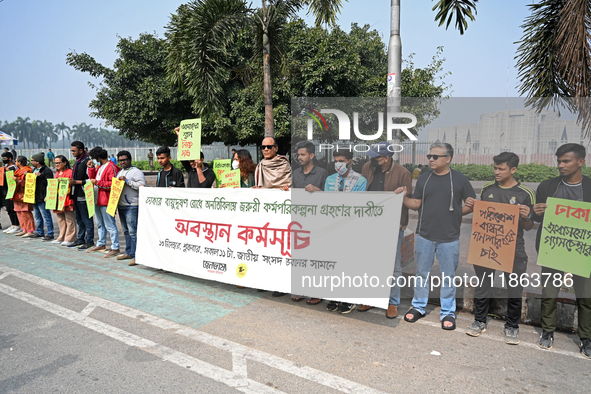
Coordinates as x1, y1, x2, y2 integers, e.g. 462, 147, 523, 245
291, 296, 304, 302
306, 298, 322, 305
441, 315, 456, 330
404, 308, 424, 323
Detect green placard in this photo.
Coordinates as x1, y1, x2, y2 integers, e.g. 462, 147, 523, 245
538, 197, 591, 278
5, 170, 16, 199
177, 118, 202, 161
57, 178, 69, 211
213, 159, 231, 188
46, 179, 59, 210
83, 181, 95, 218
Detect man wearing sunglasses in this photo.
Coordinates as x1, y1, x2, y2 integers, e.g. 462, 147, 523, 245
395, 142, 475, 330
254, 137, 291, 190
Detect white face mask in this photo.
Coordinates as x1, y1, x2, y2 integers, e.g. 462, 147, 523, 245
334, 161, 349, 175
232, 160, 239, 170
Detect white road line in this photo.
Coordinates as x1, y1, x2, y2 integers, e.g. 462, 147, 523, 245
0, 272, 9, 280
232, 353, 249, 377
79, 302, 97, 316
0, 266, 386, 394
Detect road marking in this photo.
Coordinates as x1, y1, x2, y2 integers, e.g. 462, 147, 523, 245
0, 265, 385, 394
80, 302, 97, 316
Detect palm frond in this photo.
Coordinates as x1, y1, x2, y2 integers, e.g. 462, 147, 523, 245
432, 0, 478, 35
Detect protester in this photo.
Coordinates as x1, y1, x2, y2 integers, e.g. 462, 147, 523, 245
52, 155, 77, 246
234, 149, 256, 188
69, 141, 94, 250
1, 152, 20, 234
254, 137, 291, 190
4, 147, 17, 163
532, 143, 591, 358
324, 148, 367, 313
47, 149, 55, 168
464, 152, 534, 345
12, 156, 35, 237
173, 127, 215, 188
30, 152, 55, 241
87, 146, 121, 257
396, 142, 475, 330
147, 149, 154, 171
115, 150, 145, 266
357, 142, 412, 319
156, 146, 185, 188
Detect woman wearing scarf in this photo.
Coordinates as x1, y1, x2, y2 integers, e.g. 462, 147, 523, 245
52, 155, 77, 246
12, 156, 35, 237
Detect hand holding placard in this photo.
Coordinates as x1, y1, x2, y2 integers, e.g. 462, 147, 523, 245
177, 119, 202, 160
45, 179, 59, 210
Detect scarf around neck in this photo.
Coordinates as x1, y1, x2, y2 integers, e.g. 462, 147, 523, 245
255, 155, 292, 189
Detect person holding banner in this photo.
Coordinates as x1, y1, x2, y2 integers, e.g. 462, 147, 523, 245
115, 150, 145, 266
52, 155, 77, 246
69, 141, 94, 250
30, 152, 55, 241
156, 146, 185, 188
1, 152, 20, 234
396, 142, 475, 330
254, 137, 291, 190
87, 146, 121, 258
532, 143, 591, 358
12, 156, 36, 237
463, 152, 534, 345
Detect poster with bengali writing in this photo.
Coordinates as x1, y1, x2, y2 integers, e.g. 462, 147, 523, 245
84, 181, 95, 218
0, 167, 4, 186
106, 177, 125, 217
57, 178, 69, 211
5, 170, 16, 199
45, 179, 59, 210
23, 173, 36, 204
177, 118, 201, 160
538, 197, 591, 278
213, 159, 231, 188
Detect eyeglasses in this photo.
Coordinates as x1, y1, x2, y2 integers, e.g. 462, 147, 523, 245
118, 159, 129, 162
261, 145, 276, 150
427, 154, 449, 160
54, 161, 63, 165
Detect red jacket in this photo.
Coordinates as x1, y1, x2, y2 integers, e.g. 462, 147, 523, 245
55, 168, 74, 211
88, 161, 121, 206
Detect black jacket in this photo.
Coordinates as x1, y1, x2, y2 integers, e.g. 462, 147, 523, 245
181, 161, 216, 188
72, 154, 90, 199
532, 175, 591, 251
34, 165, 53, 203
157, 165, 185, 188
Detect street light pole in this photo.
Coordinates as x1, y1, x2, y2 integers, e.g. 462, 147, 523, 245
388, 0, 402, 161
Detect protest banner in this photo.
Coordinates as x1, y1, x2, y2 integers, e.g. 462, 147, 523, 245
177, 118, 201, 160
57, 178, 69, 211
136, 188, 403, 308
0, 167, 4, 186
5, 170, 16, 199
45, 179, 59, 210
106, 177, 125, 217
467, 200, 519, 273
83, 181, 95, 218
538, 197, 591, 278
213, 159, 231, 187
220, 169, 241, 188
23, 173, 36, 204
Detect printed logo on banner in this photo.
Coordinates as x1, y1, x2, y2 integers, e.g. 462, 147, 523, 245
236, 263, 247, 278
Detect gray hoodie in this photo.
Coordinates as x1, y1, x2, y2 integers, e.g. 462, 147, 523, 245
116, 166, 145, 207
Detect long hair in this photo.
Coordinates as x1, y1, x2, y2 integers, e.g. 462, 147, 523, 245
55, 155, 71, 169
237, 149, 255, 180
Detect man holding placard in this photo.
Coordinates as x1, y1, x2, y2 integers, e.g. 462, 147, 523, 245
69, 141, 94, 250
532, 143, 591, 358
175, 125, 215, 188
30, 152, 55, 241
464, 152, 535, 345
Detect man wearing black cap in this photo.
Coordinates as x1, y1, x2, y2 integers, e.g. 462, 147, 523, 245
30, 152, 55, 240
357, 142, 412, 319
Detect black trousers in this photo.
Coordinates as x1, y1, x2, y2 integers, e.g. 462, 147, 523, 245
473, 256, 527, 329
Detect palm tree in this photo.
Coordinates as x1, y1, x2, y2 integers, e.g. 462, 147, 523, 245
71, 123, 95, 146
166, 0, 345, 138
55, 122, 71, 149
14, 117, 32, 149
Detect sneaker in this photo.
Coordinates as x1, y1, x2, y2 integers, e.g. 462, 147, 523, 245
78, 243, 95, 251
15, 230, 27, 236
7, 226, 21, 234
61, 241, 75, 247
504, 327, 520, 345
68, 240, 85, 248
104, 249, 121, 258
86, 245, 106, 253
28, 233, 41, 239
326, 301, 339, 312
580, 338, 591, 359
466, 320, 487, 337
116, 254, 132, 260
3, 225, 14, 233
51, 239, 63, 244
42, 235, 54, 241
128, 259, 137, 266
338, 303, 356, 314
537, 330, 554, 350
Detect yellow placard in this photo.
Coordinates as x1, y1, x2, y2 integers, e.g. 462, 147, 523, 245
221, 169, 241, 188
23, 173, 36, 204
106, 177, 125, 217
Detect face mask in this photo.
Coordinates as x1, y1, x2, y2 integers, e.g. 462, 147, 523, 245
93, 159, 100, 166
335, 161, 349, 175
2, 159, 8, 164
232, 160, 239, 170
371, 158, 380, 167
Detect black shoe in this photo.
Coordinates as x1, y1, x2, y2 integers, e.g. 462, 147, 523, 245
69, 240, 85, 248
42, 235, 54, 241
580, 338, 591, 359
326, 301, 339, 312
78, 243, 94, 251
272, 292, 286, 297
537, 330, 554, 350
28, 233, 41, 239
338, 303, 356, 314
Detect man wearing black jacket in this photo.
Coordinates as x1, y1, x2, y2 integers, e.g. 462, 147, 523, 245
69, 141, 94, 250
532, 143, 591, 359
180, 152, 215, 188
30, 152, 54, 241
156, 146, 185, 188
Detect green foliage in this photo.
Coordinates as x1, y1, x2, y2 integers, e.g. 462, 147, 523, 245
450, 163, 561, 182
450, 164, 494, 181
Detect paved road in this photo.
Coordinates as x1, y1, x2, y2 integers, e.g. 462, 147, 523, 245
1, 221, 590, 393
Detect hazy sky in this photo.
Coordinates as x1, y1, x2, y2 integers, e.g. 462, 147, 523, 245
0, 0, 533, 130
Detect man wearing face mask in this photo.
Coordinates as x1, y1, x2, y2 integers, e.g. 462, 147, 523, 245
357, 142, 412, 319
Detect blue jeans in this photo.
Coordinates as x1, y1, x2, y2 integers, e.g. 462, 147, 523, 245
412, 235, 460, 319
33, 201, 54, 237
389, 229, 405, 306
118, 206, 138, 257
74, 200, 94, 244
95, 205, 120, 250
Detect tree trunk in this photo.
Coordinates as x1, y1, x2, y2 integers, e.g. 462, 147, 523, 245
262, 29, 274, 138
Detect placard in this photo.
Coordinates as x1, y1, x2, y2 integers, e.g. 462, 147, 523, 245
177, 118, 202, 160
45, 179, 59, 210
23, 173, 36, 204
5, 170, 16, 199
213, 159, 231, 188
0, 167, 4, 186
106, 177, 125, 217
84, 181, 95, 218
57, 178, 69, 211
220, 169, 241, 188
